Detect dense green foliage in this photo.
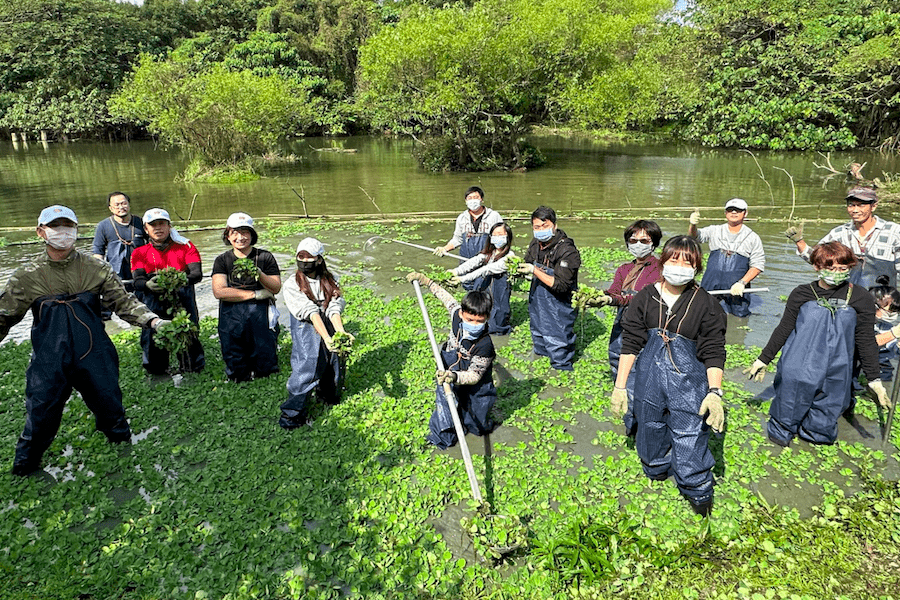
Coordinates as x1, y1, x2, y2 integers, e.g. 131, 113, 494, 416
4, 0, 900, 164
668, 0, 900, 150
2, 224, 899, 598
356, 0, 669, 170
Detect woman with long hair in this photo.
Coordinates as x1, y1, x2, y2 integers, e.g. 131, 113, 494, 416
448, 221, 514, 334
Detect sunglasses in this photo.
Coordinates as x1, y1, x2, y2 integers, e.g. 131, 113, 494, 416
725, 207, 746, 213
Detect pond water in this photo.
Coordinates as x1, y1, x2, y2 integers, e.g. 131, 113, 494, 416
3, 134, 900, 352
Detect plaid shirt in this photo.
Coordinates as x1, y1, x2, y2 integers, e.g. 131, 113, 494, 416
800, 216, 900, 278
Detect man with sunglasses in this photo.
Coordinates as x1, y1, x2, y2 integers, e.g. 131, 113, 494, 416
786, 187, 900, 288
688, 198, 765, 317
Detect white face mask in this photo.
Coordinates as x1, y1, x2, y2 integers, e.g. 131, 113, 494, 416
662, 264, 695, 286
491, 235, 507, 248
43, 225, 77, 250
627, 241, 653, 259
466, 198, 483, 211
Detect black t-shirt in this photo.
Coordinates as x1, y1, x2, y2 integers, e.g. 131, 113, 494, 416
759, 281, 879, 380
212, 248, 280, 291
620, 282, 727, 370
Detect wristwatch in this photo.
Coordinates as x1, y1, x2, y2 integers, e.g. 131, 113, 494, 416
707, 387, 723, 397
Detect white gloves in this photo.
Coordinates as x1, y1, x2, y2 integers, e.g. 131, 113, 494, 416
610, 387, 628, 417
517, 263, 535, 276
436, 370, 457, 384
146, 276, 163, 293
406, 272, 433, 286
868, 380, 892, 409
730, 281, 746, 296
699, 393, 725, 433
151, 318, 171, 331
689, 209, 701, 225
433, 246, 447, 257
254, 289, 275, 301
743, 359, 768, 382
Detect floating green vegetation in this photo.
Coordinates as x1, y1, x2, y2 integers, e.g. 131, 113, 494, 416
0, 233, 898, 599
154, 309, 200, 372
153, 266, 188, 313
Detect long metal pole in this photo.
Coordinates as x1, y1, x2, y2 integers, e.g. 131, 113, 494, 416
883, 375, 900, 448
391, 239, 464, 261
411, 280, 482, 501
707, 287, 770, 296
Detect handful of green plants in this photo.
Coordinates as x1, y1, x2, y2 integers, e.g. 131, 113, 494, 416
461, 508, 528, 564
506, 255, 524, 278
154, 267, 188, 313
572, 284, 608, 311
154, 309, 199, 367
231, 257, 259, 281
331, 331, 354, 357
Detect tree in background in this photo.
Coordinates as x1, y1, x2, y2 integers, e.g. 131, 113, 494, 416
356, 0, 670, 171
0, 0, 149, 139
109, 31, 327, 178
667, 0, 900, 150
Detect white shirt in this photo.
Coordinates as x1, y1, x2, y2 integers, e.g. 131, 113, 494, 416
448, 207, 503, 249
283, 275, 345, 321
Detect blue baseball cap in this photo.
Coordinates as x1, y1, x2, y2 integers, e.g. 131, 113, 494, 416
38, 205, 78, 226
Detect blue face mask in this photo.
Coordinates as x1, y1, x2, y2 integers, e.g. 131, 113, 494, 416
460, 319, 485, 338
491, 235, 507, 248
533, 228, 553, 242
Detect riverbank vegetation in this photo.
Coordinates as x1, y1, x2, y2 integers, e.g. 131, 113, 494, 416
2, 0, 900, 171
1, 225, 899, 598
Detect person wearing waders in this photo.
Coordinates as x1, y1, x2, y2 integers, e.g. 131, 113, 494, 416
785, 187, 900, 288
0, 205, 167, 476
611, 236, 726, 516
130, 208, 205, 374
211, 213, 282, 382
91, 192, 147, 319
688, 198, 764, 317
745, 241, 891, 446
869, 277, 900, 382
585, 220, 663, 436
406, 272, 497, 449
517, 206, 582, 371
447, 222, 515, 335
434, 186, 504, 290
279, 238, 354, 428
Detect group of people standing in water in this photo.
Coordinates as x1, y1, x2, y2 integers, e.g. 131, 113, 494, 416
2, 184, 898, 518
413, 184, 899, 516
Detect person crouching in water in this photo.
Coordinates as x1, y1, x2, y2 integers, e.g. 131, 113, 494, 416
407, 271, 497, 449
745, 241, 890, 446
448, 222, 514, 335
611, 235, 726, 516
279, 238, 354, 428
211, 213, 282, 382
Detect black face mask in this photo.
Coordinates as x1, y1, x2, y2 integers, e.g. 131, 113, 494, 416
297, 260, 319, 275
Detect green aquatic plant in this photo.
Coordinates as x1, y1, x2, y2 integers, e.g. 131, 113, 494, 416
330, 331, 354, 357
154, 309, 199, 372
153, 266, 189, 313
231, 257, 258, 281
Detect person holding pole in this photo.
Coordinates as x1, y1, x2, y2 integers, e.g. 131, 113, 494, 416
406, 271, 497, 449
434, 186, 504, 286
688, 198, 764, 317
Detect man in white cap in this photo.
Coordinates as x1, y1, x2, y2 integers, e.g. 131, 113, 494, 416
0, 205, 167, 476
211, 212, 282, 382
785, 186, 900, 288
130, 208, 205, 374
689, 198, 765, 317
434, 186, 504, 289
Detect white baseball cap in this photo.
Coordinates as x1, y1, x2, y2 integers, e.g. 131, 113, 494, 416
296, 237, 324, 257
724, 198, 748, 211
143, 208, 171, 224
38, 205, 78, 226
226, 212, 254, 230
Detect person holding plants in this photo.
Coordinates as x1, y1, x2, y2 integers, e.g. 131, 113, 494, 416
447, 221, 515, 335
211, 213, 282, 382
279, 238, 353, 428
0, 205, 167, 476
130, 208, 205, 375
611, 235, 726, 516
587, 220, 664, 436
517, 205, 582, 371
434, 186, 504, 282
688, 198, 765, 317
785, 187, 900, 288
406, 271, 497, 449
745, 241, 891, 447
